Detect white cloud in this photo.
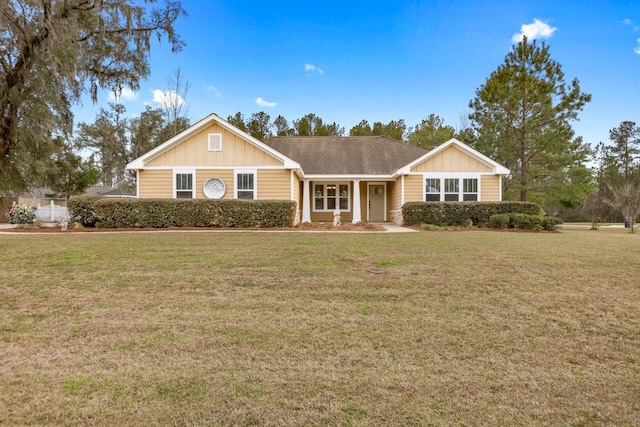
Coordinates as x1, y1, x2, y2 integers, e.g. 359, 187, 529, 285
255, 97, 277, 107
108, 87, 137, 102
512, 19, 557, 43
635, 39, 640, 55
620, 19, 640, 31
152, 89, 184, 107
206, 86, 222, 97
305, 63, 324, 75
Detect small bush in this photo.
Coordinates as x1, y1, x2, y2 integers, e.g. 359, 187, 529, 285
68, 196, 103, 227
5, 203, 36, 224
542, 216, 563, 231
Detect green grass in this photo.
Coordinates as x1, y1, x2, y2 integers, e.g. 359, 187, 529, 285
1, 228, 639, 425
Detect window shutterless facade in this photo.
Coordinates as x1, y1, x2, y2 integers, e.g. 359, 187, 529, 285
174, 170, 195, 198
444, 178, 459, 201
235, 170, 256, 200
463, 178, 478, 201
425, 178, 440, 201
313, 182, 349, 211
424, 175, 480, 202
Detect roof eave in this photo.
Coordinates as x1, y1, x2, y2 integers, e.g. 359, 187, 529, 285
301, 174, 397, 180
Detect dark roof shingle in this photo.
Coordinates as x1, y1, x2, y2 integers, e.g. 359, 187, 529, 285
263, 136, 428, 175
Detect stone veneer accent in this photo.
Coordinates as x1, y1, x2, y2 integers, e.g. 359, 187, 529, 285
390, 209, 404, 225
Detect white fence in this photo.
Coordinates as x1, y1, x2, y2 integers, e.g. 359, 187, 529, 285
36, 200, 69, 222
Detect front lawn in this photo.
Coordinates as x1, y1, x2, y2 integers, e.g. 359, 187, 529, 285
0, 229, 638, 425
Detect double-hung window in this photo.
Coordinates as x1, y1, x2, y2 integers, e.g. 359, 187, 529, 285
425, 178, 440, 201
175, 171, 194, 198
314, 183, 349, 211
444, 178, 459, 201
463, 178, 478, 201
235, 170, 256, 200
424, 176, 480, 202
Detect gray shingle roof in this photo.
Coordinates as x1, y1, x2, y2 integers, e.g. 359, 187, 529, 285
263, 136, 429, 175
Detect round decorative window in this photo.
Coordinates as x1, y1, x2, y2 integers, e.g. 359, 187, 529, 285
203, 178, 226, 199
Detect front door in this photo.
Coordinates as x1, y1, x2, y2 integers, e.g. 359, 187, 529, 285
368, 184, 385, 222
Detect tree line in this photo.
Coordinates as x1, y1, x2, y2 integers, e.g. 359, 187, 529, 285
225, 111, 467, 149
1, 0, 639, 226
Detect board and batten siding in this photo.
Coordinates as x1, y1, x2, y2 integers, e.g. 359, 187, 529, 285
411, 146, 492, 173
145, 123, 284, 168
480, 175, 501, 201
138, 170, 173, 198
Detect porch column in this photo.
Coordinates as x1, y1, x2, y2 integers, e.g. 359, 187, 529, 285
352, 179, 362, 224
302, 179, 311, 223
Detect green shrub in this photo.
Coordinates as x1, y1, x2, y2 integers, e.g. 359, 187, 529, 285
91, 198, 296, 228
489, 213, 511, 229
512, 213, 543, 230
5, 203, 36, 224
68, 196, 103, 227
542, 216, 563, 231
403, 201, 542, 227
488, 213, 563, 231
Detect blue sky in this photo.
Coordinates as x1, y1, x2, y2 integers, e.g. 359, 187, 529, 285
76, 0, 640, 147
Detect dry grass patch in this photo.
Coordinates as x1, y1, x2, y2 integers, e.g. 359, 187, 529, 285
1, 229, 639, 425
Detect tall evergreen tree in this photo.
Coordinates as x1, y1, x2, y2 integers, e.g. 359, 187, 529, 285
406, 114, 455, 150
469, 38, 591, 203
227, 112, 248, 133
273, 115, 291, 136
349, 119, 406, 141
247, 112, 273, 140
293, 113, 344, 136
605, 121, 640, 182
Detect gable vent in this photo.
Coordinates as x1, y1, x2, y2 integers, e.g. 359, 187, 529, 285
208, 133, 222, 151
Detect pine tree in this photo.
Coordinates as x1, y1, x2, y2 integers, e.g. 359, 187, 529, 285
469, 38, 592, 203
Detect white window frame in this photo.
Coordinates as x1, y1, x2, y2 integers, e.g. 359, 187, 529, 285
463, 178, 479, 201
174, 169, 195, 199
425, 178, 440, 201
208, 133, 222, 152
422, 173, 482, 202
312, 182, 350, 212
234, 169, 257, 200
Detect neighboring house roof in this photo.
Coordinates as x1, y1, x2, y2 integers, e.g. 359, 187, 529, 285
101, 188, 135, 197
263, 136, 429, 176
84, 185, 115, 196
126, 113, 301, 170
17, 187, 56, 199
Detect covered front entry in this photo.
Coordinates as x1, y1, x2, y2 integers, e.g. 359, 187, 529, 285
367, 183, 386, 222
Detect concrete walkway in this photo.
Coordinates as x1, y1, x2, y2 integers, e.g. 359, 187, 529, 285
0, 222, 419, 233
378, 223, 418, 233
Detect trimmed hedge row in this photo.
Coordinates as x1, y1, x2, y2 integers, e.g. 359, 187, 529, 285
67, 196, 103, 227
402, 201, 543, 227
69, 197, 296, 228
489, 213, 563, 231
